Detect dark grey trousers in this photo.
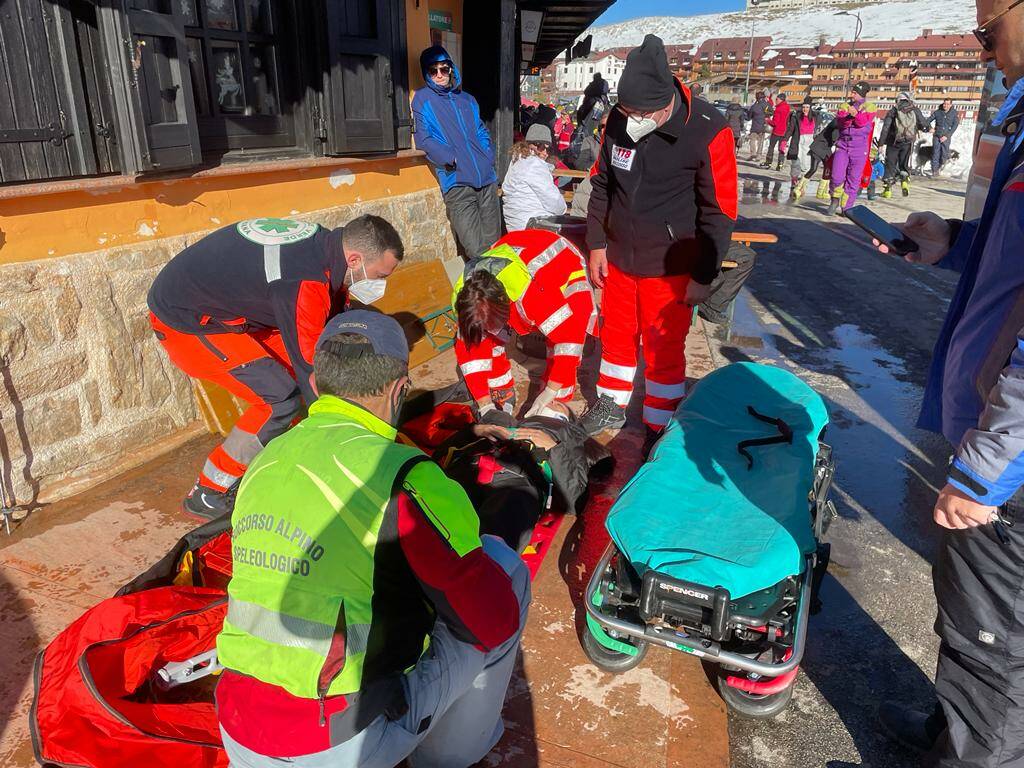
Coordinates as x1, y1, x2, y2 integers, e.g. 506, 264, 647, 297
883, 142, 914, 183
932, 139, 953, 172
443, 184, 502, 260
698, 242, 758, 323
928, 497, 1024, 767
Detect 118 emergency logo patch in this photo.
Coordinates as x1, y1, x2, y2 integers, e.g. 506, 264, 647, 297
611, 144, 636, 171
237, 217, 318, 246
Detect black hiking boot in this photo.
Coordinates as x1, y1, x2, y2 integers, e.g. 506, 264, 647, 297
697, 304, 729, 325
877, 703, 944, 754
579, 394, 627, 437
182, 482, 237, 521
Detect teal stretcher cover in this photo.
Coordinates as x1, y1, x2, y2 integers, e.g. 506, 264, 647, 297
607, 362, 829, 600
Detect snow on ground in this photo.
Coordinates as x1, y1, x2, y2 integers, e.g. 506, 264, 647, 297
589, 0, 977, 49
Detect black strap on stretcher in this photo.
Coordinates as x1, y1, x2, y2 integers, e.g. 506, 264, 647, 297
737, 405, 793, 470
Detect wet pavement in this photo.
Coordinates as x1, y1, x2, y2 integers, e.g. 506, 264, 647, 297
0, 160, 971, 767
720, 159, 966, 767
1, 340, 731, 768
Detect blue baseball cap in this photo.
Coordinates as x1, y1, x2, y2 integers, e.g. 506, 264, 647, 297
316, 310, 409, 364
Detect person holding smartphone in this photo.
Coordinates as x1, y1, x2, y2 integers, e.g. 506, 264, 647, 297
874, 1, 1024, 762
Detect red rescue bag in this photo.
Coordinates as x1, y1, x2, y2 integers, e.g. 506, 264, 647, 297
31, 586, 228, 768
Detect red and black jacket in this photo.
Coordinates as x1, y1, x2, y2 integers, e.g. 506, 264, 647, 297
586, 80, 738, 284
147, 221, 348, 405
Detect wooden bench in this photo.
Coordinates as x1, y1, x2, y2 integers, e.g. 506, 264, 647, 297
193, 260, 457, 437
723, 231, 778, 268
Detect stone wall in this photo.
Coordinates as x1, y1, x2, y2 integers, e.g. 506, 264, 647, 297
0, 186, 457, 507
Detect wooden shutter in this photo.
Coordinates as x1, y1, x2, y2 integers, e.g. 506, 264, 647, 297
0, 0, 98, 183
98, 0, 201, 173
322, 0, 398, 154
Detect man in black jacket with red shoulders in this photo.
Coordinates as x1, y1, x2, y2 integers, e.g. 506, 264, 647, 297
580, 34, 738, 441
147, 214, 403, 520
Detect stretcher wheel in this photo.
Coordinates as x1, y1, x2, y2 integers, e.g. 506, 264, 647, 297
582, 624, 648, 673
703, 661, 795, 719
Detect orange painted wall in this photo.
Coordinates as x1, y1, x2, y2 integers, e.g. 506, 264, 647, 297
407, 0, 432, 92
406, 0, 463, 93
0, 155, 437, 264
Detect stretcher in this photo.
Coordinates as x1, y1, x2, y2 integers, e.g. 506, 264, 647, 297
582, 362, 836, 718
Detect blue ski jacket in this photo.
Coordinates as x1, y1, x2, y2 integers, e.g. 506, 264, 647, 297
919, 81, 1024, 506
412, 46, 497, 194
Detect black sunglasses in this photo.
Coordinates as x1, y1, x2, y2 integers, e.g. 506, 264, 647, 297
428, 63, 452, 75
974, 0, 1024, 51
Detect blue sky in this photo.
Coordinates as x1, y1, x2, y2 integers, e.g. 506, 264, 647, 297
594, 0, 745, 25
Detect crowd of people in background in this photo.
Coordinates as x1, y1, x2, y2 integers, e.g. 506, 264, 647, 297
515, 82, 963, 227
725, 82, 962, 214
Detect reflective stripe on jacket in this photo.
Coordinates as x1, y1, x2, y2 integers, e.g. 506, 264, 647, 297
454, 230, 595, 402
920, 88, 1024, 505
216, 396, 426, 701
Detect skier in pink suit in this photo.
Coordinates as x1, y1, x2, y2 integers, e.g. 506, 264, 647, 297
828, 81, 876, 216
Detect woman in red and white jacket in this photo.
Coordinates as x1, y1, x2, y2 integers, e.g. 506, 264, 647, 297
453, 229, 595, 421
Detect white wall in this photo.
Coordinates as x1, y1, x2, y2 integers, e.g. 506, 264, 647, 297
555, 54, 626, 94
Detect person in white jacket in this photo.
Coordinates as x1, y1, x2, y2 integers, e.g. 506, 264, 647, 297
502, 123, 567, 232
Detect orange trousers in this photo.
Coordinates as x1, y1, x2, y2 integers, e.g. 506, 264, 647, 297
150, 313, 302, 491
595, 263, 691, 429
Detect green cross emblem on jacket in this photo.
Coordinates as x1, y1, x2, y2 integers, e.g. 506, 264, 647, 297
255, 218, 297, 234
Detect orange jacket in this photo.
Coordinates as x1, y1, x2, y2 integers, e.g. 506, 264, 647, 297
455, 229, 595, 403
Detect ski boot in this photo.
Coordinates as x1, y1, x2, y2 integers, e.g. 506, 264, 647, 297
826, 189, 846, 216
815, 178, 830, 200
866, 181, 876, 201
901, 179, 910, 197
759, 159, 772, 169
775, 161, 784, 172
882, 183, 893, 199
793, 177, 808, 199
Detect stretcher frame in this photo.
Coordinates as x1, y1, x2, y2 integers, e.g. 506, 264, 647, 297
584, 543, 814, 678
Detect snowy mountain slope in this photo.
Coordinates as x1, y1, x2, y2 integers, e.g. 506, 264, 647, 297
589, 0, 978, 49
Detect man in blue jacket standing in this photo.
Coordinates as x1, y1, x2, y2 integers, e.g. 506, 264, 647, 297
875, 0, 1024, 763
413, 46, 501, 260
929, 97, 961, 175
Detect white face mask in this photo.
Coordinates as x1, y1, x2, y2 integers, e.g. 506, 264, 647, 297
625, 114, 658, 142
348, 262, 387, 305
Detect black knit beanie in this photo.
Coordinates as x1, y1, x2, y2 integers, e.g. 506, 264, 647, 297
853, 80, 871, 98
617, 34, 675, 111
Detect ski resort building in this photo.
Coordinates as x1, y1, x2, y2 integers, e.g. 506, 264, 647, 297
809, 31, 986, 116
694, 36, 774, 77
554, 50, 628, 95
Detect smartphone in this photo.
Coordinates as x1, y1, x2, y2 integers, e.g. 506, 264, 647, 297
845, 205, 920, 256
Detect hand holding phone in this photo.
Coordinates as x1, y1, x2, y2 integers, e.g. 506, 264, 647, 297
870, 211, 953, 265
845, 205, 920, 256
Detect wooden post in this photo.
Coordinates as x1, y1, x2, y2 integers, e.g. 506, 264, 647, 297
459, 0, 517, 181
